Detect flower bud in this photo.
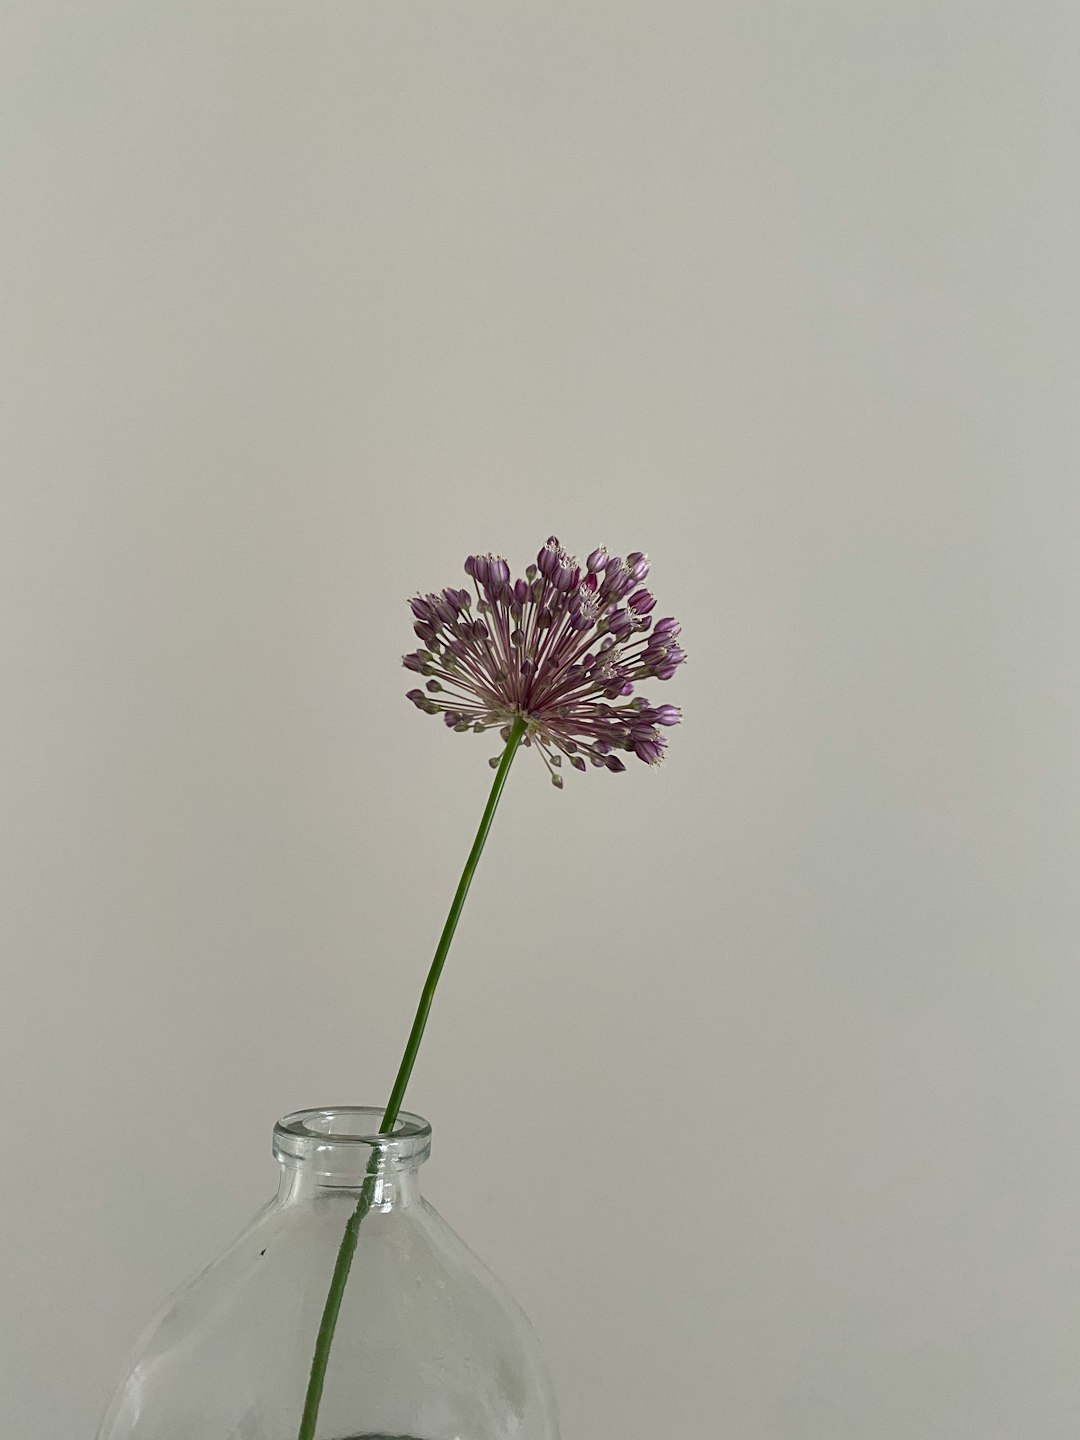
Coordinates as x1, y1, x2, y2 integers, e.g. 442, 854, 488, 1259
607, 608, 632, 640
598, 558, 622, 596
630, 722, 659, 742
537, 539, 559, 577
633, 736, 665, 765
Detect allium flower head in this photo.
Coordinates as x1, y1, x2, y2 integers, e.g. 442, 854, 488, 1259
404, 537, 685, 787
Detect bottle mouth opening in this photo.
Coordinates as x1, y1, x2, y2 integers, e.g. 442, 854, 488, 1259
274, 1106, 431, 1178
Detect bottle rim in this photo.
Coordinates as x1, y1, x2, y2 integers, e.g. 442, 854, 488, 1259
273, 1106, 432, 1176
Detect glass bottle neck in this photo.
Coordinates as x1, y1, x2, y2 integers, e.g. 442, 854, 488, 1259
273, 1107, 431, 1211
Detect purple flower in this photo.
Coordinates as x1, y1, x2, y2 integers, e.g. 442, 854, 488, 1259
403, 537, 685, 786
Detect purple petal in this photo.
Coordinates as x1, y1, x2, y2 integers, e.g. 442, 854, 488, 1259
627, 587, 656, 615
633, 737, 665, 764
537, 538, 559, 577
607, 609, 633, 640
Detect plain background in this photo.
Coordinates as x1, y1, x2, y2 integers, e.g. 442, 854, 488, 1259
2, 3, 1079, 1437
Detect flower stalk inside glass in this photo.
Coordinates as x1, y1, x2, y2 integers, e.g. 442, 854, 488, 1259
296, 536, 684, 1440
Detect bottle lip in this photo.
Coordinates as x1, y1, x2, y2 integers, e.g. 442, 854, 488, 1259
273, 1106, 431, 1177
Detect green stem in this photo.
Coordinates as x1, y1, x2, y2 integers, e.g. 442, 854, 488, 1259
295, 715, 528, 1440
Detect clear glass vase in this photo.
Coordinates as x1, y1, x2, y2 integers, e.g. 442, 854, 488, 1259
96, 1107, 560, 1440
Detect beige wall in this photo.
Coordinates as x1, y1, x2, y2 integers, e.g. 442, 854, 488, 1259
3, 3, 1079, 1437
